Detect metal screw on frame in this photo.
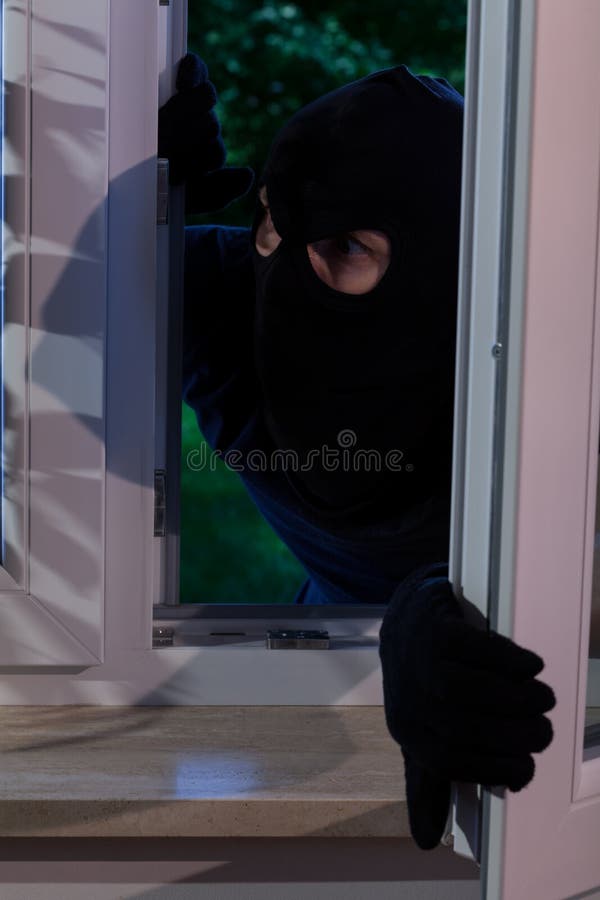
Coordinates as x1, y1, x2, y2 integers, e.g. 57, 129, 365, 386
153, 626, 174, 648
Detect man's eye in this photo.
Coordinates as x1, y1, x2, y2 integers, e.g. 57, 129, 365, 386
306, 228, 391, 295
334, 235, 369, 256
313, 235, 370, 259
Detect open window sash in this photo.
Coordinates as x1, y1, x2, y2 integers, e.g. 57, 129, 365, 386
0, 0, 160, 668
448, 1, 600, 896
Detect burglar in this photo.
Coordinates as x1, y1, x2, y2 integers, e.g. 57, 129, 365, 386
158, 52, 556, 850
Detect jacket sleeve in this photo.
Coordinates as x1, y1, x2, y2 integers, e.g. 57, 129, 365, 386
182, 224, 258, 452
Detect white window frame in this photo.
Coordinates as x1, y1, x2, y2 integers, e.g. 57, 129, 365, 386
0, 0, 160, 678
0, 0, 387, 703
445, 0, 538, 860
446, 0, 600, 887
0, 0, 115, 670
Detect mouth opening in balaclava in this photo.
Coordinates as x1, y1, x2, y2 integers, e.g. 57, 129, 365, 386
251, 65, 464, 518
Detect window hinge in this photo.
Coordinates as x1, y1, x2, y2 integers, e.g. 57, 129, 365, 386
154, 469, 166, 536
157, 158, 169, 225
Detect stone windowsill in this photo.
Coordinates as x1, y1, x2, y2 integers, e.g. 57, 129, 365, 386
0, 706, 412, 838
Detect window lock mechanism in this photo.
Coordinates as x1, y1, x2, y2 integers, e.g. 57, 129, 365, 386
266, 629, 330, 649
157, 158, 169, 224
154, 469, 166, 537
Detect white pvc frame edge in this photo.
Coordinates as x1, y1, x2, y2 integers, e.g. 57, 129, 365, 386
448, 0, 506, 613
447, 0, 517, 863
0, 0, 111, 667
466, 2, 600, 898
493, 1, 600, 895
472, 0, 536, 886
1, 0, 27, 592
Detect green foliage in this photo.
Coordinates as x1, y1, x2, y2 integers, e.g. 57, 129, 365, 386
180, 403, 306, 603
187, 0, 467, 226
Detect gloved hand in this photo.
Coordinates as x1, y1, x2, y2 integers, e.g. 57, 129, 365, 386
379, 561, 557, 850
158, 51, 254, 215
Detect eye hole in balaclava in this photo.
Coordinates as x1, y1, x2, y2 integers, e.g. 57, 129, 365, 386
255, 185, 391, 296
251, 65, 464, 517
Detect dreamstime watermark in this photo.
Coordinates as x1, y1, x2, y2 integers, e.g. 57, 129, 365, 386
186, 428, 414, 474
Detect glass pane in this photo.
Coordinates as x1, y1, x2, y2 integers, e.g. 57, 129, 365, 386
179, 0, 468, 604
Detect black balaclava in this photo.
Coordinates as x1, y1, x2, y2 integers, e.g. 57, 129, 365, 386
251, 66, 464, 518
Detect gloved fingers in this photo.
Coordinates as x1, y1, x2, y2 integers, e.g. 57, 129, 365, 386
157, 50, 253, 214
176, 51, 209, 92
165, 116, 225, 187
158, 82, 218, 141
402, 749, 452, 850
159, 98, 221, 158
453, 749, 535, 792
158, 93, 222, 185
183, 102, 222, 146
426, 702, 554, 756
432, 658, 557, 716
409, 734, 537, 792
185, 166, 255, 215
433, 616, 546, 680
180, 80, 218, 115
173, 113, 226, 184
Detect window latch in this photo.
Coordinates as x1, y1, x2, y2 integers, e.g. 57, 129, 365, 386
266, 629, 330, 649
154, 469, 166, 536
157, 158, 169, 225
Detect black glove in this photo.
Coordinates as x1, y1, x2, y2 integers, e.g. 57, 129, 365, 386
158, 52, 254, 214
379, 561, 557, 850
